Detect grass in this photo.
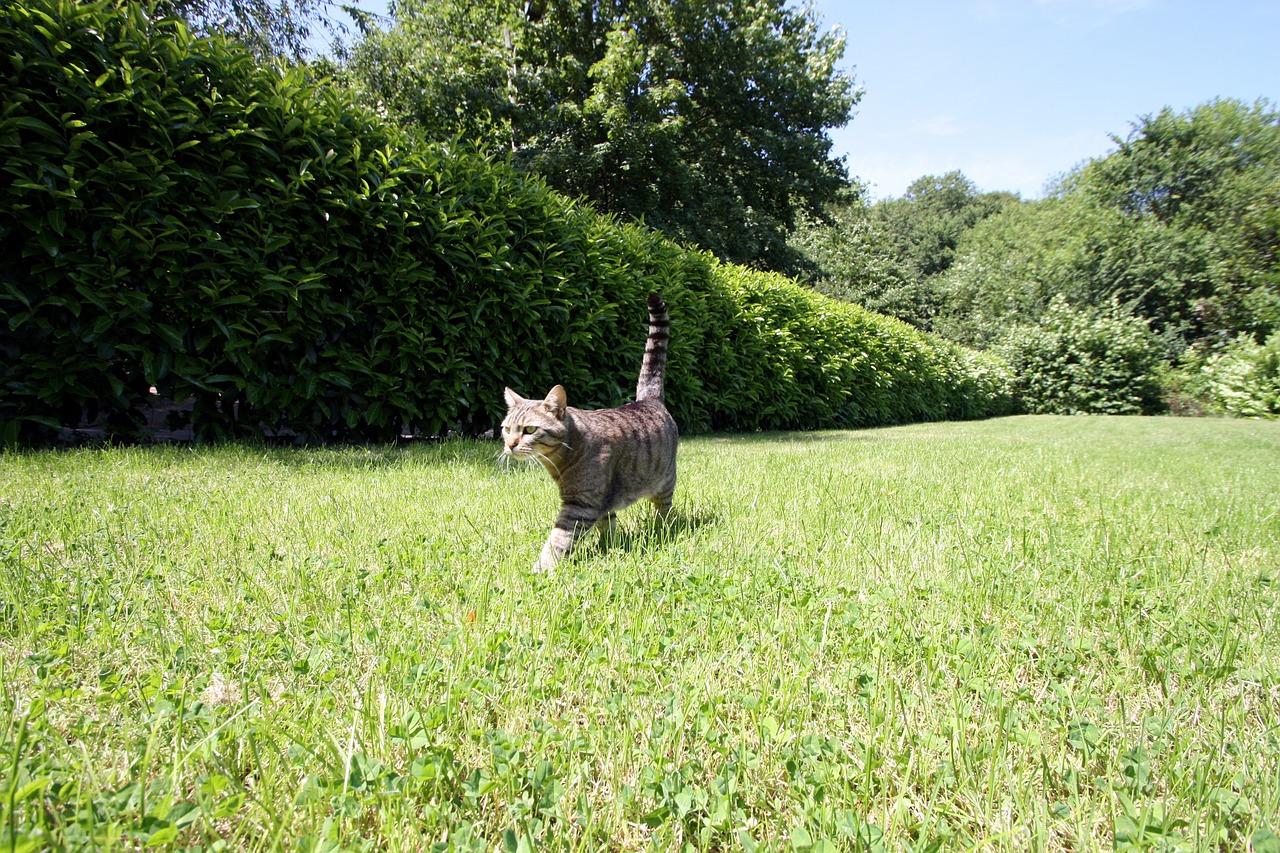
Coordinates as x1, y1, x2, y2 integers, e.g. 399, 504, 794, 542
1, 415, 1279, 852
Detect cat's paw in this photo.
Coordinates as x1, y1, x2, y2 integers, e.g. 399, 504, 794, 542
534, 554, 560, 573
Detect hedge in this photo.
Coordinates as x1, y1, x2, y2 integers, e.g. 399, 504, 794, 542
0, 0, 1013, 444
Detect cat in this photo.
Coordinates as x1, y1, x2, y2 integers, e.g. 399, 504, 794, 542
501, 294, 678, 570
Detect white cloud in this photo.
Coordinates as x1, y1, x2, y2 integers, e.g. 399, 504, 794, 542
1034, 0, 1155, 11
1036, 0, 1156, 29
912, 115, 965, 137
972, 0, 1156, 27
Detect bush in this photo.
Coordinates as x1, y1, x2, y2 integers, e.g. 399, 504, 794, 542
1153, 357, 1213, 417
1, 0, 1012, 444
999, 296, 1163, 415
1200, 333, 1280, 418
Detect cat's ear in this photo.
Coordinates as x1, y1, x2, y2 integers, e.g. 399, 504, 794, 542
543, 385, 567, 418
504, 387, 524, 408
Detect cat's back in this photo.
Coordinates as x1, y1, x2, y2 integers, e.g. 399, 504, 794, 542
569, 399, 676, 501
571, 398, 676, 441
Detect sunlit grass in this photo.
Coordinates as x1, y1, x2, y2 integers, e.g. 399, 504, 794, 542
2, 416, 1279, 851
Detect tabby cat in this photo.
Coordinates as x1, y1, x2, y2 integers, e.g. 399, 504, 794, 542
502, 294, 678, 570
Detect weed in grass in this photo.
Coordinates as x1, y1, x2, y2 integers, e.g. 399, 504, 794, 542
1, 417, 1278, 850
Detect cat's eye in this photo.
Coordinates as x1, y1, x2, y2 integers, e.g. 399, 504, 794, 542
522, 425, 538, 435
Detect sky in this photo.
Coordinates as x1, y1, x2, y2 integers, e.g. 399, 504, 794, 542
814, 0, 1280, 199
329, 0, 1279, 201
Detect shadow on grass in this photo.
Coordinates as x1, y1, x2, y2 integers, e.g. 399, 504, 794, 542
591, 506, 720, 558
261, 437, 503, 471
696, 429, 879, 446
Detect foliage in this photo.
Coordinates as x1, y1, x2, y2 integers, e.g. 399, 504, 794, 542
694, 267, 1016, 430
1, 0, 428, 442
937, 99, 1280, 354
931, 195, 1094, 347
1152, 356, 1214, 418
3, 417, 1280, 849
1088, 99, 1279, 226
998, 296, 1164, 415
0, 0, 1007, 445
343, 0, 859, 271
331, 0, 515, 145
790, 172, 1018, 331
871, 171, 1019, 281
160, 0, 376, 60
1080, 98, 1280, 344
1199, 332, 1280, 418
787, 197, 933, 327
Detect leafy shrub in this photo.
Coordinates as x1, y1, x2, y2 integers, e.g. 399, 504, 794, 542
999, 296, 1164, 415
1200, 333, 1280, 418
1153, 356, 1213, 417
931, 196, 1093, 348
0, 0, 1012, 444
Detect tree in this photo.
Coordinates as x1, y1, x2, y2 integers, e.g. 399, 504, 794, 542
931, 194, 1092, 346
871, 171, 1019, 281
788, 171, 1017, 330
161, 0, 379, 60
999, 296, 1164, 416
1088, 98, 1279, 225
788, 194, 935, 327
344, 0, 859, 270
1074, 98, 1280, 343
934, 99, 1280, 353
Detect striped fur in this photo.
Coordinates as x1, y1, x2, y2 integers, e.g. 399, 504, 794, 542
502, 294, 678, 570
636, 294, 670, 401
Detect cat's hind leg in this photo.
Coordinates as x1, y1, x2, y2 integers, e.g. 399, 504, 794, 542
650, 489, 674, 522
652, 465, 676, 515
593, 507, 619, 548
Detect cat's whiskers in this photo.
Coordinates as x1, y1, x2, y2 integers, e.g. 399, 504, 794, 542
531, 448, 563, 479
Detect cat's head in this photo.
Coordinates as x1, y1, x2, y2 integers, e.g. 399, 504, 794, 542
501, 385, 568, 458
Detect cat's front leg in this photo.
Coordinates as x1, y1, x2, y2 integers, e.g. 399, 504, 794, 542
535, 504, 599, 570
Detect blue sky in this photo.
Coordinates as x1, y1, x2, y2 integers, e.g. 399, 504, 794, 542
333, 0, 1278, 200
816, 1, 1280, 199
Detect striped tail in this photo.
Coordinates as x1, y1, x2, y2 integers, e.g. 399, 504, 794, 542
635, 294, 670, 402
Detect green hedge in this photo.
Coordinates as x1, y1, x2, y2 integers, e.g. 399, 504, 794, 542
696, 268, 1014, 430
1, 0, 1012, 443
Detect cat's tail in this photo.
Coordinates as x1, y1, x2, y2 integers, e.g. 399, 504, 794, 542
635, 293, 670, 402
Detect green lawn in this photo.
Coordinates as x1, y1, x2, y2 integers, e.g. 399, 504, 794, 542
2, 416, 1278, 851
